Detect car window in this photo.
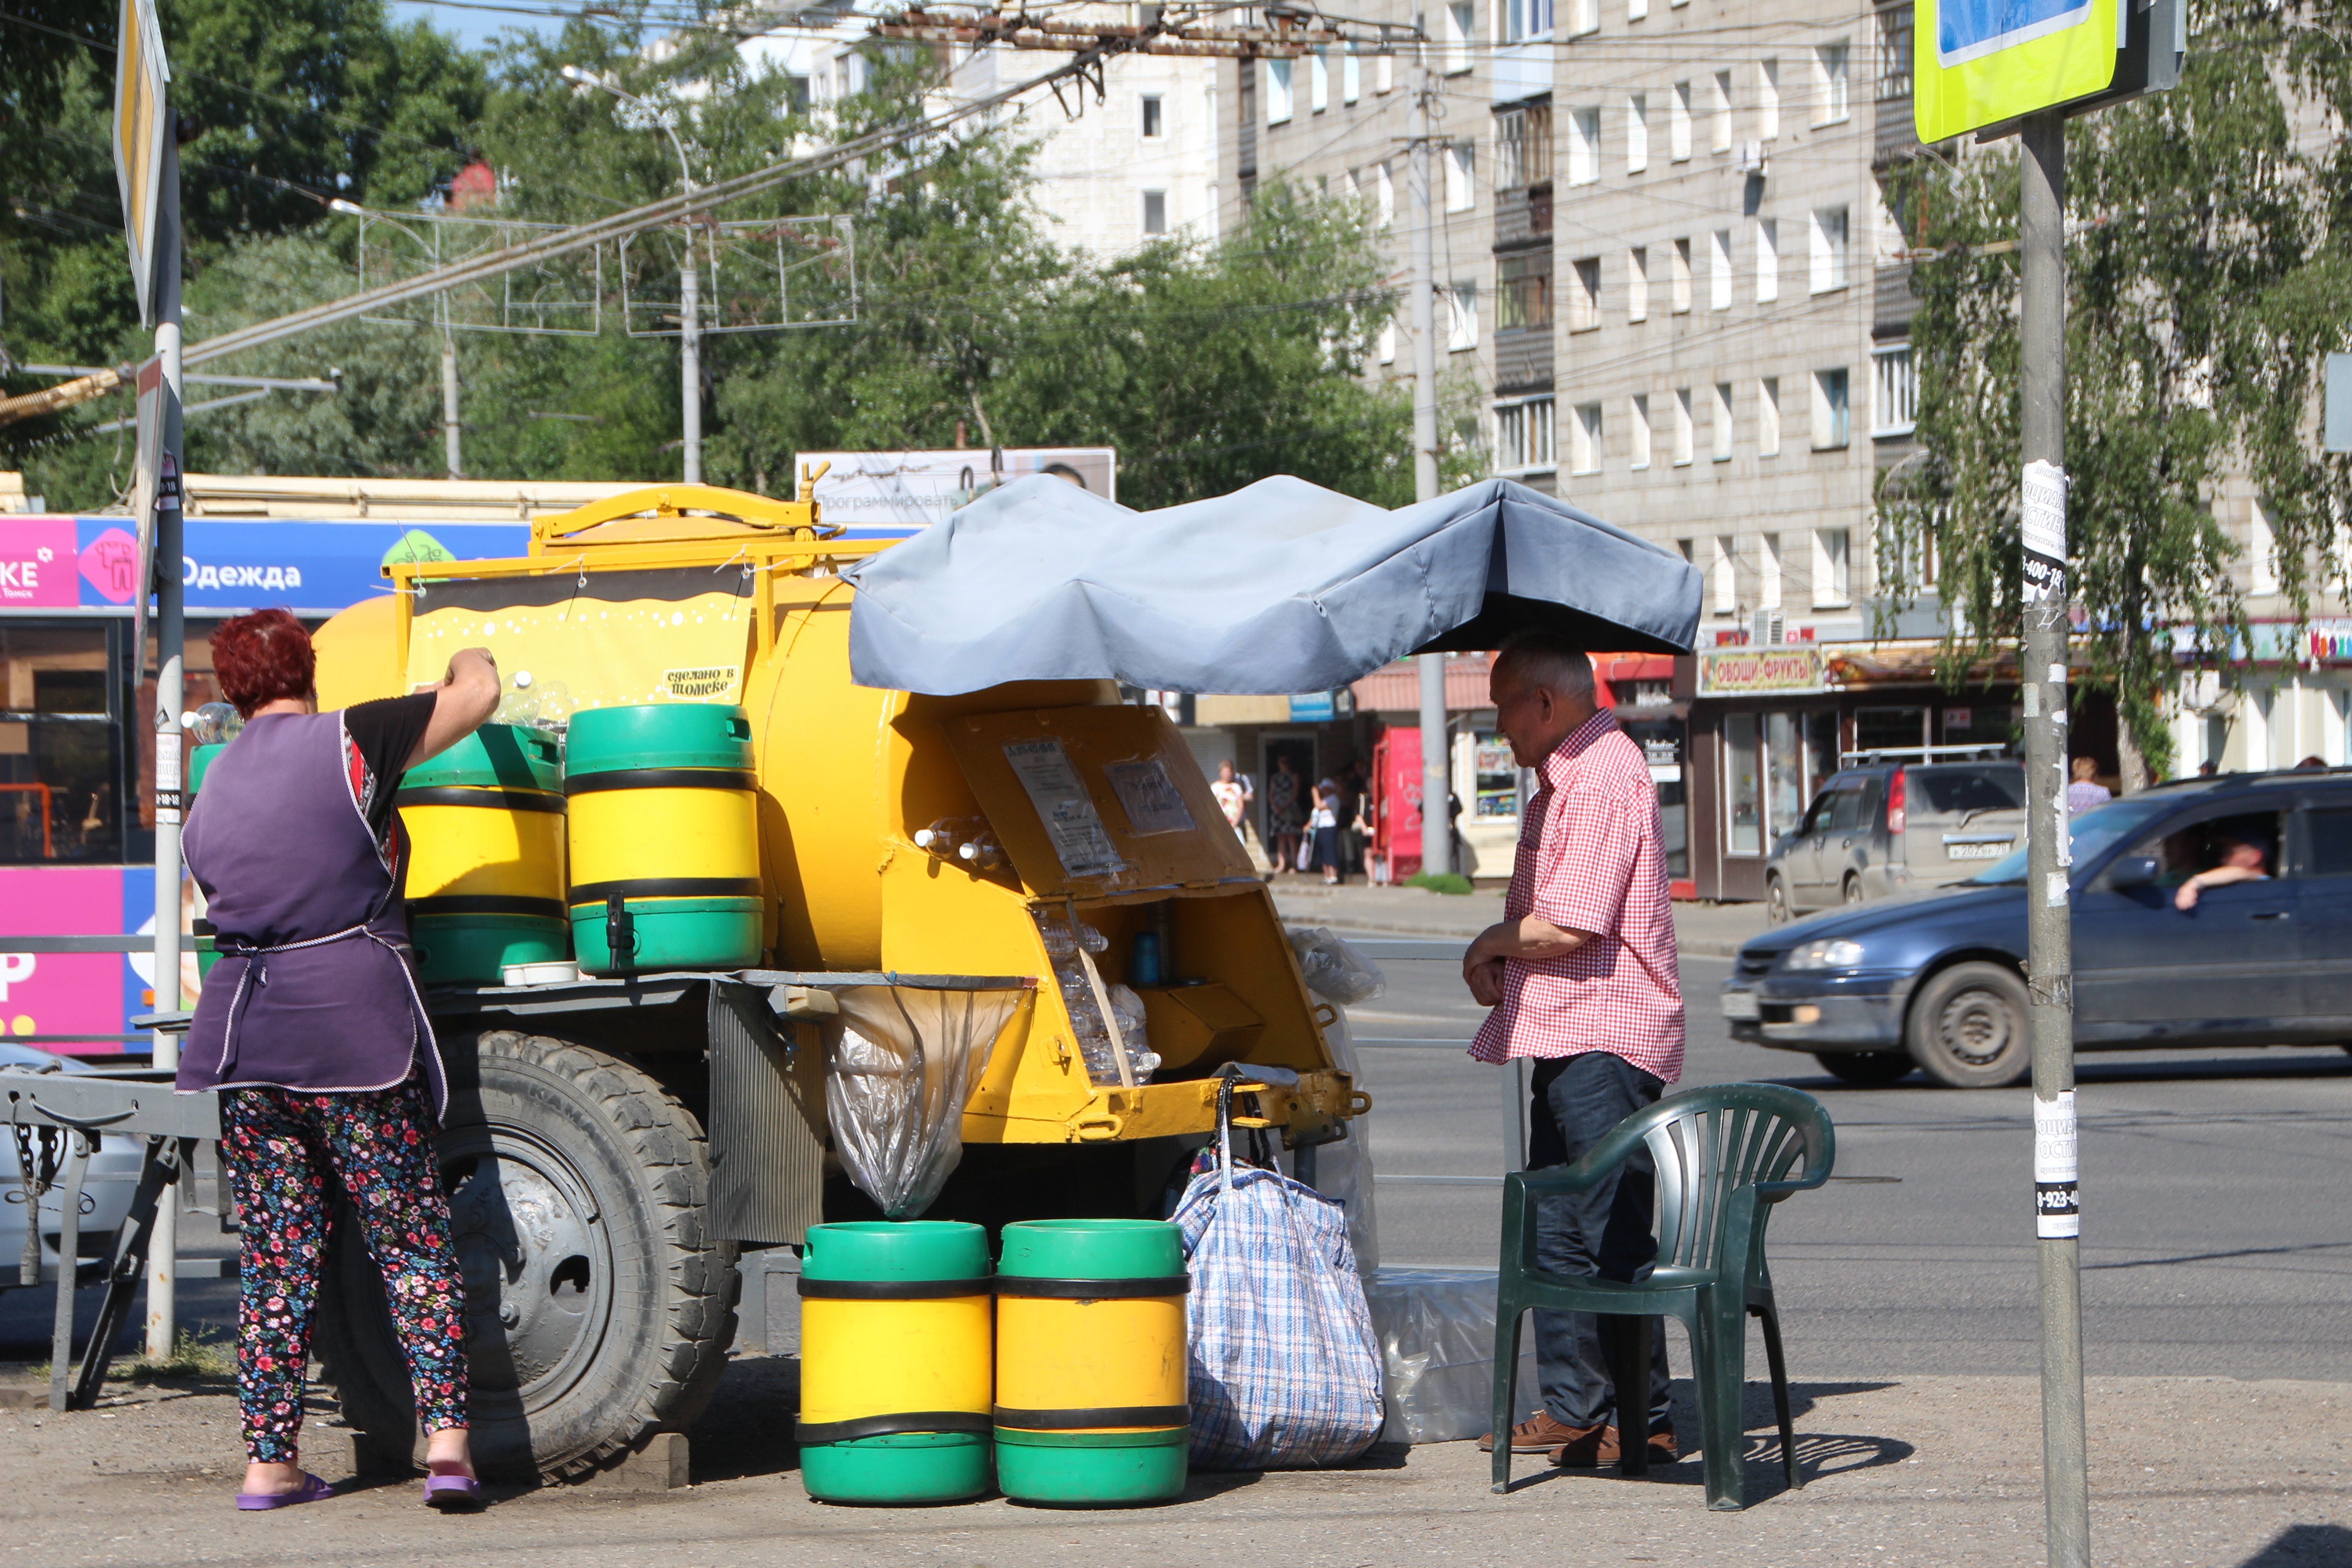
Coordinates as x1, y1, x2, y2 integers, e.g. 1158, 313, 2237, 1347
2127, 808, 2288, 887
1968, 796, 2170, 886
1910, 765, 2026, 815
2303, 805, 2352, 876
1799, 788, 1838, 836
1830, 783, 1869, 832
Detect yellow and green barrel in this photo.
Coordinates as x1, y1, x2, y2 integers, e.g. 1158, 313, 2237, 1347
394, 724, 570, 984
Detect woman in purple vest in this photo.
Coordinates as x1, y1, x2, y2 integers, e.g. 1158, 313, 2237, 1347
179, 609, 500, 1511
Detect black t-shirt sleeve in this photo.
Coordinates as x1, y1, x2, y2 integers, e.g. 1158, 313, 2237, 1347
342, 692, 439, 840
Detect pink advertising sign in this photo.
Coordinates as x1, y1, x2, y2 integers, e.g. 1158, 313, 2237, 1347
0, 867, 131, 1050
0, 518, 78, 608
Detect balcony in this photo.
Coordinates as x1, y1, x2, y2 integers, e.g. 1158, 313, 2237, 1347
1494, 328, 1554, 395
1874, 94, 1920, 167
1873, 262, 1916, 339
1494, 181, 1553, 250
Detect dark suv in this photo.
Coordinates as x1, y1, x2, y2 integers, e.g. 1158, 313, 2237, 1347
1764, 758, 2027, 922
1723, 769, 2352, 1087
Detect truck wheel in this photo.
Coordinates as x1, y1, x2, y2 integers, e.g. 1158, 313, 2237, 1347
1906, 963, 2032, 1089
1813, 1051, 1914, 1086
315, 1029, 739, 1480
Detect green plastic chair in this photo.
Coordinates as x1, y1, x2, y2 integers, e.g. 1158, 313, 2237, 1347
1488, 1082, 1836, 1510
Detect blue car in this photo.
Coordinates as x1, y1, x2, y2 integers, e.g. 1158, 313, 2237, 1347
1721, 770, 2352, 1087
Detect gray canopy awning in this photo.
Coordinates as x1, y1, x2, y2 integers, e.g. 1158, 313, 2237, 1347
839, 474, 1703, 696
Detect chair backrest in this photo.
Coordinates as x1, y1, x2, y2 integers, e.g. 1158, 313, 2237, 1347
1637, 1084, 1835, 1277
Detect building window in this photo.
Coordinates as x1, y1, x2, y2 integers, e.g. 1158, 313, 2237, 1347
1267, 59, 1294, 123
1377, 159, 1395, 225
1504, 0, 1556, 42
1378, 319, 1396, 365
1671, 237, 1692, 313
1812, 367, 1851, 449
2251, 499, 2280, 594
1446, 142, 1476, 211
1204, 181, 1219, 240
1377, 50, 1394, 93
784, 73, 812, 114
1755, 216, 1779, 303
1630, 0, 1648, 19
1627, 245, 1650, 321
1670, 80, 1693, 162
1571, 402, 1603, 474
1495, 102, 1553, 187
1726, 711, 1762, 854
1627, 94, 1650, 174
1568, 0, 1597, 34
1446, 2, 1475, 73
1710, 70, 1734, 152
1712, 381, 1734, 461
1709, 228, 1733, 309
1504, 253, 1558, 329
1872, 342, 1916, 436
1142, 190, 1168, 234
1496, 397, 1557, 470
1448, 281, 1479, 350
1142, 94, 1164, 138
1343, 48, 1361, 104
1311, 49, 1329, 113
1815, 42, 1850, 125
1759, 58, 1780, 140
1814, 527, 1852, 606
1809, 206, 1849, 293
0, 625, 127, 865
1877, 8, 1912, 100
1760, 374, 1782, 456
1710, 535, 1736, 614
1631, 393, 1653, 469
1566, 106, 1601, 185
1672, 387, 1695, 466
1759, 532, 1782, 609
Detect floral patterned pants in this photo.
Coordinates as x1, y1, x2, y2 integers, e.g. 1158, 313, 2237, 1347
220, 1078, 469, 1462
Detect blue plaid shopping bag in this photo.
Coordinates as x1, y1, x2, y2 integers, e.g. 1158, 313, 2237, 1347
1172, 1078, 1383, 1470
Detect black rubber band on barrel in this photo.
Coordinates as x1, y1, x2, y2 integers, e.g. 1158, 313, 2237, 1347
794, 1411, 993, 1444
796, 1275, 994, 1300
564, 768, 757, 795
393, 786, 564, 813
409, 896, 568, 920
568, 877, 764, 905
992, 1405, 1191, 1430
993, 1276, 1191, 1299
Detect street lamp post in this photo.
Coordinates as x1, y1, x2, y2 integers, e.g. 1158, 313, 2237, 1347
563, 66, 701, 483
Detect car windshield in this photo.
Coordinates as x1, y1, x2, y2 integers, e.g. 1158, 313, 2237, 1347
1966, 797, 2174, 885
1911, 765, 2026, 814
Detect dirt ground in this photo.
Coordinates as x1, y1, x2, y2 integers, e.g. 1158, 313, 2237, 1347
0, 1358, 2343, 1568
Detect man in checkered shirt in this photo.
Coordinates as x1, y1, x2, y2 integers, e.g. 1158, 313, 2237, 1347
1469, 632, 1686, 1470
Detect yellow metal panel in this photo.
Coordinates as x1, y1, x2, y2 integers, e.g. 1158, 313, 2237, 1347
568, 786, 756, 888
798, 1295, 993, 1424
400, 801, 565, 902
995, 1295, 1187, 1416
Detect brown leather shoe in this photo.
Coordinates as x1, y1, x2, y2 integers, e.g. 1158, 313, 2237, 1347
1478, 1411, 1601, 1455
1553, 1423, 1680, 1467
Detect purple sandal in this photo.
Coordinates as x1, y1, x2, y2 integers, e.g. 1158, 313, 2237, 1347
422, 1473, 485, 1512
236, 1472, 334, 1511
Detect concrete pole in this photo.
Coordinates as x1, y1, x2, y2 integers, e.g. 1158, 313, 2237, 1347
146, 138, 186, 1361
680, 225, 702, 484
441, 324, 462, 480
2019, 107, 2090, 1568
1408, 56, 1450, 877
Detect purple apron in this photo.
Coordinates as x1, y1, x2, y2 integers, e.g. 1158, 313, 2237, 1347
176, 710, 444, 1117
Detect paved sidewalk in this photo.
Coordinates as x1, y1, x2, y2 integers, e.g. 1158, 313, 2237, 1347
1270, 878, 1771, 957
2, 1367, 2342, 1565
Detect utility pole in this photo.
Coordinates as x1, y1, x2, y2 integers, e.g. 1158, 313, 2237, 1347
680, 220, 702, 484
146, 134, 186, 1362
2018, 107, 2090, 1568
441, 323, 462, 479
1408, 50, 1449, 878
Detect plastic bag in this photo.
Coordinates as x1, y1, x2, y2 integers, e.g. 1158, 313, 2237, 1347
823, 985, 1025, 1219
1361, 1267, 1536, 1444
1174, 1081, 1384, 1470
1287, 926, 1385, 1271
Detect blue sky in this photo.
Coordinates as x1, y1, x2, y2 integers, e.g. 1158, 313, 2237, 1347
390, 1, 562, 52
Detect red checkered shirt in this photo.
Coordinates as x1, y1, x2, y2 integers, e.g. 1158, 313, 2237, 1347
1469, 708, 1685, 1082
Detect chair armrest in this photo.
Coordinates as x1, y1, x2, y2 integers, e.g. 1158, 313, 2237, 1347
1754, 1170, 1831, 1200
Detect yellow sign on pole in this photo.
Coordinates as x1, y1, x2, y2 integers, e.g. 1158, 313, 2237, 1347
111, 0, 171, 326
1913, 0, 2120, 142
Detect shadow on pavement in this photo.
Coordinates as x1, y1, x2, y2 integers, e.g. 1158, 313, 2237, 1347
689, 1353, 803, 1484
2238, 1524, 2352, 1566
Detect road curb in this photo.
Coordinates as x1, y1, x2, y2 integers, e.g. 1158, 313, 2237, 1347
1272, 913, 1752, 959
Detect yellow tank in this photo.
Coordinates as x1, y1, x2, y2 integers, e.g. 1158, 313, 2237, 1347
312, 482, 1367, 1151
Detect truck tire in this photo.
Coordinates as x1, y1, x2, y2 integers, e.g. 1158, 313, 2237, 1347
1813, 1050, 1914, 1086
315, 1029, 739, 1480
1905, 963, 2032, 1089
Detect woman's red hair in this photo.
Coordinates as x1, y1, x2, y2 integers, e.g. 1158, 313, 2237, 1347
211, 609, 316, 718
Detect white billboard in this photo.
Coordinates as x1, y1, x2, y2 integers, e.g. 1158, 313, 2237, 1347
797, 448, 1117, 531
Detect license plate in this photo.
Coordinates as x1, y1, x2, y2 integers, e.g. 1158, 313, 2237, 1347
1720, 990, 1760, 1020
1947, 841, 2011, 860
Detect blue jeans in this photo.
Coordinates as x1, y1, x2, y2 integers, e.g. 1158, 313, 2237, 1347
1527, 1050, 1673, 1431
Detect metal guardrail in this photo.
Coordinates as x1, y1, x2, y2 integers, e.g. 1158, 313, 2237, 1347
0, 936, 210, 955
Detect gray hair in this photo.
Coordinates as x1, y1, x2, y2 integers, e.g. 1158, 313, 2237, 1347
1495, 632, 1596, 703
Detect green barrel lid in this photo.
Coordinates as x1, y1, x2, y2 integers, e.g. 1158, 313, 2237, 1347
187, 743, 227, 798
996, 1219, 1184, 1281
801, 1220, 992, 1283
564, 704, 752, 777
404, 722, 563, 793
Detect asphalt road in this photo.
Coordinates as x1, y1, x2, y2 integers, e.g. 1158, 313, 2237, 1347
1345, 944, 2352, 1383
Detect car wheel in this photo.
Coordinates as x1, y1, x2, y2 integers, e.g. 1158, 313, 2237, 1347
1906, 962, 2033, 1088
1766, 877, 1791, 925
1842, 875, 1867, 906
1814, 1050, 1915, 1086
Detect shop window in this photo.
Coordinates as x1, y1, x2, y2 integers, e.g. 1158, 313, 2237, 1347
1726, 712, 1762, 854
1, 624, 125, 864
1854, 706, 1926, 758
1474, 731, 1521, 822
1766, 710, 1806, 843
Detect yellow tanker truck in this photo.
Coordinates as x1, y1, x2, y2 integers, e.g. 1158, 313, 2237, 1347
304, 482, 1370, 1479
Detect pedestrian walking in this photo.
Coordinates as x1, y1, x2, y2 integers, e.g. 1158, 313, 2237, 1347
176, 609, 501, 1512
2066, 758, 2112, 814
1466, 632, 1685, 1470
1213, 760, 1270, 873
1267, 754, 1305, 874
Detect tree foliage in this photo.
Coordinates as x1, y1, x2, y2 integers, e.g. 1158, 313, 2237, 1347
1878, 1, 2352, 779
